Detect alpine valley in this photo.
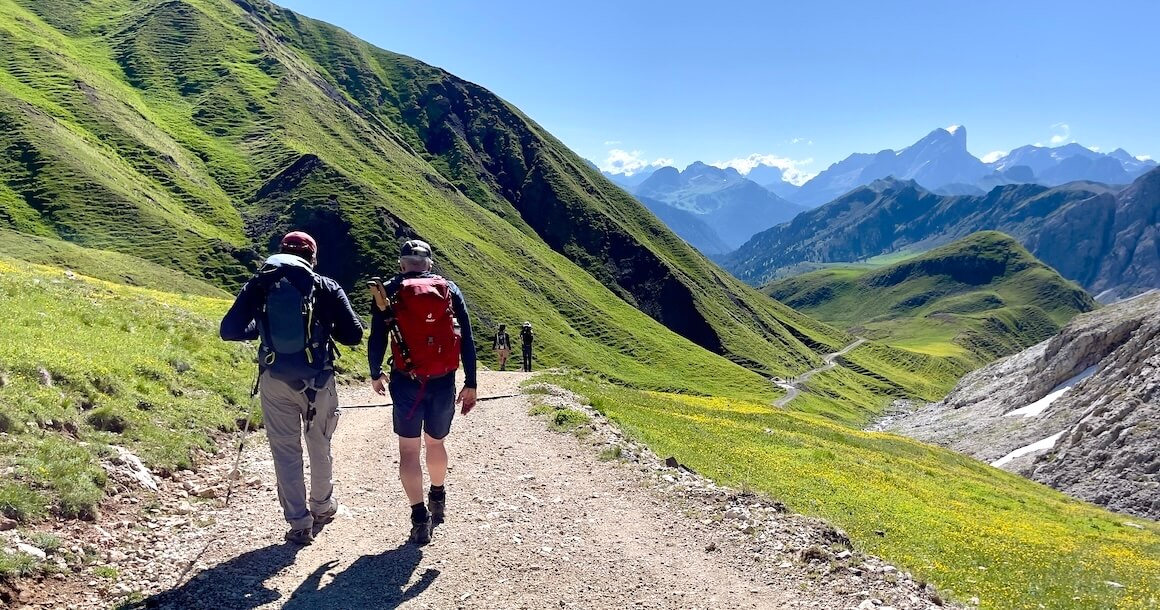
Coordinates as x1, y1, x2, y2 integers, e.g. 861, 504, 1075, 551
0, 2, 1157, 610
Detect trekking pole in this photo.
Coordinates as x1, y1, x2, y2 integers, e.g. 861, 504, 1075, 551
224, 371, 260, 508
341, 393, 520, 410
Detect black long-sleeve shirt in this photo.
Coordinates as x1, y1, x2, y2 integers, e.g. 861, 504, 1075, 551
368, 272, 477, 388
220, 257, 364, 350
493, 332, 511, 350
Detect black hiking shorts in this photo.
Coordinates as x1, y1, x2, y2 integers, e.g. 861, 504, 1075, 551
388, 372, 457, 439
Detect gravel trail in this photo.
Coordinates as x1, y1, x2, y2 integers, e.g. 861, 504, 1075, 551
132, 371, 945, 610
142, 372, 789, 608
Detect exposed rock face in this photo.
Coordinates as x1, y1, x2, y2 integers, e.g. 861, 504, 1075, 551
886, 291, 1160, 519
1032, 307, 1160, 518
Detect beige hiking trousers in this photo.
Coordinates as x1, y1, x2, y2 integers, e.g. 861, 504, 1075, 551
259, 372, 340, 529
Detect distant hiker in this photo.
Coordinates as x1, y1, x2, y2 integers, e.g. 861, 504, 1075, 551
520, 321, 534, 372
219, 231, 364, 545
493, 324, 512, 371
367, 240, 478, 546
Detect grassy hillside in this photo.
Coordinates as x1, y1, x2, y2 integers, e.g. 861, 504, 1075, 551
553, 376, 1160, 610
766, 232, 1097, 364
0, 0, 849, 383
0, 0, 975, 436
0, 258, 253, 522
0, 228, 228, 297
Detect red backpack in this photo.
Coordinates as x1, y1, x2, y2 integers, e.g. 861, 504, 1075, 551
390, 276, 461, 379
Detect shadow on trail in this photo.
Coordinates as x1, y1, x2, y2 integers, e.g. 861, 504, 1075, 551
133, 543, 302, 609
283, 543, 437, 609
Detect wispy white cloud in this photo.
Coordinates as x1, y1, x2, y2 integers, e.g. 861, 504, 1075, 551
1088, 145, 1101, 152
600, 149, 673, 175
603, 140, 622, 146
1138, 155, 1153, 161
711, 154, 817, 186
981, 150, 1008, 164
1049, 122, 1070, 145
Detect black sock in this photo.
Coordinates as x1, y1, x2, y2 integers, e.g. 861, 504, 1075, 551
411, 502, 429, 522
429, 485, 446, 500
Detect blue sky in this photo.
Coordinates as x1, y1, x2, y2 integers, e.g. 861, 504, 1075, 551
276, 0, 1158, 182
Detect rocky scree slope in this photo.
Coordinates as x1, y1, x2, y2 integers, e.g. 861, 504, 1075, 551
886, 291, 1160, 519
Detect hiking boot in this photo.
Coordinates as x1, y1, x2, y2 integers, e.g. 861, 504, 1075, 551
312, 504, 338, 526
428, 492, 446, 525
409, 517, 432, 545
285, 527, 314, 546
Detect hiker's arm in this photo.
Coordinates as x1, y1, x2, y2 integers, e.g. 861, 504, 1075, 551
219, 280, 260, 341
450, 284, 477, 389
329, 284, 364, 346
368, 307, 390, 380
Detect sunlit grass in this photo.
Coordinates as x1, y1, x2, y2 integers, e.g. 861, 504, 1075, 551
553, 375, 1160, 610
0, 258, 254, 520
766, 232, 1095, 367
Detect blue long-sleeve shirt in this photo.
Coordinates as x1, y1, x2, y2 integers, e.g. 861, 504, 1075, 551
368, 272, 477, 388
220, 257, 364, 350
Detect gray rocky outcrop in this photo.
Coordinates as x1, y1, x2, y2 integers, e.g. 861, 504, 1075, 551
885, 291, 1160, 519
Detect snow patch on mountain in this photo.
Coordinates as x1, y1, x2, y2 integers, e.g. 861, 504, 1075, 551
1005, 365, 1096, 418
992, 432, 1065, 467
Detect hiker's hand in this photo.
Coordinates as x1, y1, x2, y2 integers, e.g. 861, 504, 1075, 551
458, 387, 478, 414
372, 376, 387, 396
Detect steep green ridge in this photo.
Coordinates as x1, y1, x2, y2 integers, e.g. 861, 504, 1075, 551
766, 232, 1097, 363
0, 0, 846, 380
0, 228, 228, 297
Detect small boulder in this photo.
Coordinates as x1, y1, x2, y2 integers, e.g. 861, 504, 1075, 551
17, 542, 47, 560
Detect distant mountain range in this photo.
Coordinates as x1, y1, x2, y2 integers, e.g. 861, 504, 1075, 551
603, 162, 806, 253
598, 127, 1155, 255
723, 167, 1160, 301
783, 126, 1157, 207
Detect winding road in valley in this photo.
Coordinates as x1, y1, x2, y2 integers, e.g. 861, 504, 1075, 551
775, 338, 868, 407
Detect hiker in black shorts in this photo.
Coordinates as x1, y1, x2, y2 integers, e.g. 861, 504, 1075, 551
367, 240, 478, 546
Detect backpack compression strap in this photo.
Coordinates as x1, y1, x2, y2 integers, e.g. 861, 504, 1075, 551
369, 277, 417, 374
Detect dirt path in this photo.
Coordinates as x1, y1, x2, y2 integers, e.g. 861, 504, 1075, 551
124, 369, 947, 610
775, 338, 867, 407
142, 372, 802, 609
